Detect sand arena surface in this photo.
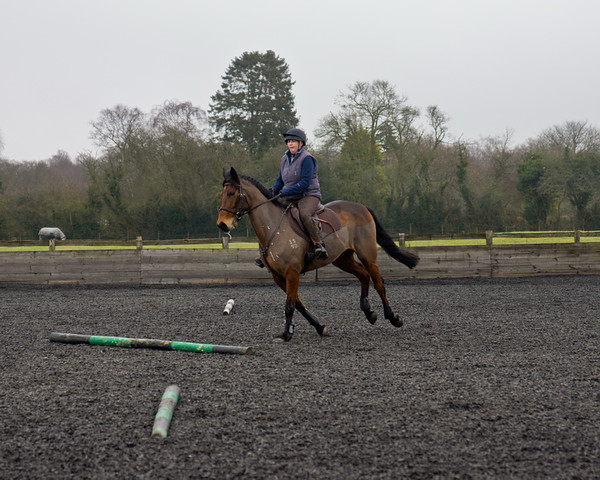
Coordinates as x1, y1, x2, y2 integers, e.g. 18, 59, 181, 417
1, 276, 599, 479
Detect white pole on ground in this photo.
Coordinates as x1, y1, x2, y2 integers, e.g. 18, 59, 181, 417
223, 299, 235, 315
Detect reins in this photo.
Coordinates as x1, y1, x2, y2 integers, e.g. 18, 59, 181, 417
219, 181, 284, 217
250, 193, 282, 213
219, 182, 281, 220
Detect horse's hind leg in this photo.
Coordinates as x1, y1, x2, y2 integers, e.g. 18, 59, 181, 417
361, 260, 402, 327
333, 250, 377, 324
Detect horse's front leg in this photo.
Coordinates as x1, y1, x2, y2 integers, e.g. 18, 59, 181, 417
271, 272, 327, 338
274, 298, 295, 342
295, 301, 328, 337
274, 270, 301, 342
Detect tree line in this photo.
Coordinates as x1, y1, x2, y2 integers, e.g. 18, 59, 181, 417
1, 50, 600, 241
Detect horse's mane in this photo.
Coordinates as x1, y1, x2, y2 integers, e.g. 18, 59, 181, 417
240, 175, 275, 199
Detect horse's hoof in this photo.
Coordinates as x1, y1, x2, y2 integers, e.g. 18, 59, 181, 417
367, 312, 377, 325
389, 314, 403, 328
319, 326, 329, 337
273, 333, 292, 342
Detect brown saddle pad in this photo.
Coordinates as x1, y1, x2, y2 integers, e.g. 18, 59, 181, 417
288, 205, 342, 241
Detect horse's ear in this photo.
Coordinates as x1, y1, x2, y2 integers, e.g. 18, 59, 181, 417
229, 167, 239, 183
223, 166, 239, 185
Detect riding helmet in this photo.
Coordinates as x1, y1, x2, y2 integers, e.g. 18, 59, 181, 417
282, 128, 307, 145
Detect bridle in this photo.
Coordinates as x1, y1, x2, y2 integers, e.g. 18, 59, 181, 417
219, 181, 287, 269
218, 182, 250, 221
219, 181, 281, 221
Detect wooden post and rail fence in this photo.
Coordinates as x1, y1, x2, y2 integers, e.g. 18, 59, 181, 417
1, 230, 599, 285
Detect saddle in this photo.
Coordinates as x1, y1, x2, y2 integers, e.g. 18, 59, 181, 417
287, 203, 342, 242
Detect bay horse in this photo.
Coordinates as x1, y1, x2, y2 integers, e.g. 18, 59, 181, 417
217, 167, 419, 342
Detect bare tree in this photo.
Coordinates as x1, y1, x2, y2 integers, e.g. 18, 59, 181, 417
316, 79, 408, 153
90, 105, 148, 154
540, 120, 600, 154
426, 105, 449, 149
151, 101, 208, 139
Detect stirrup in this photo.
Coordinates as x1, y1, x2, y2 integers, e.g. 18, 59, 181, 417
314, 244, 328, 260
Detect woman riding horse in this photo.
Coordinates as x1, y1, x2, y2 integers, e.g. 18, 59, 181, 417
255, 128, 327, 267
218, 166, 420, 342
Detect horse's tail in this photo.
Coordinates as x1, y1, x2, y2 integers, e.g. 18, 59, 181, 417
367, 207, 419, 269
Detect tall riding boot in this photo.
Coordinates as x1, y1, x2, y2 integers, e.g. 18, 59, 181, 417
303, 218, 328, 260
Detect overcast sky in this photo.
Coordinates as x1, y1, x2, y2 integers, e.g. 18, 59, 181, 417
1, 0, 599, 161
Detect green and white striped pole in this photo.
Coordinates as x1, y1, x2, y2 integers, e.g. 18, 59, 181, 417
49, 332, 253, 355
151, 385, 180, 438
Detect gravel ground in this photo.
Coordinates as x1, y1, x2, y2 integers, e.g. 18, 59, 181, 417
1, 276, 599, 479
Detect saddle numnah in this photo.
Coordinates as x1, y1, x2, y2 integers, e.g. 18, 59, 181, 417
288, 205, 342, 242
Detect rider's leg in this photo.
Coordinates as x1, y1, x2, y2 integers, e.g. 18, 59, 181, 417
298, 196, 328, 259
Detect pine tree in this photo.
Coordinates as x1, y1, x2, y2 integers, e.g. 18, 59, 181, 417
209, 50, 299, 158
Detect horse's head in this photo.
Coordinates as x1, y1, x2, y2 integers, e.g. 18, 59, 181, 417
217, 167, 246, 232
217, 167, 278, 232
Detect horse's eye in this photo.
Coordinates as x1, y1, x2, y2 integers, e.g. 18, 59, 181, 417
227, 191, 235, 197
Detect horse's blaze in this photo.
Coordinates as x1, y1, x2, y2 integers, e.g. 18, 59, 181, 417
217, 186, 240, 232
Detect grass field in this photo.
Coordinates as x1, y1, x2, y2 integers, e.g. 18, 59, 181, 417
1, 235, 599, 253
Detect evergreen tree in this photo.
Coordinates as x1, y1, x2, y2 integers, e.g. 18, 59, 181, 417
209, 50, 298, 158
517, 154, 553, 228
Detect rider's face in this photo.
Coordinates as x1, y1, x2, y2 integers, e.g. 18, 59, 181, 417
286, 140, 301, 154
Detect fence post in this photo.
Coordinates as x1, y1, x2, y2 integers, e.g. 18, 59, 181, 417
48, 239, 56, 251
136, 236, 143, 250
574, 230, 581, 244
486, 230, 493, 247
222, 236, 229, 249
398, 233, 406, 247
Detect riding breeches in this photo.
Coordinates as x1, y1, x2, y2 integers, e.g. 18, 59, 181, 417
295, 196, 320, 226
